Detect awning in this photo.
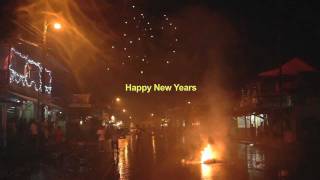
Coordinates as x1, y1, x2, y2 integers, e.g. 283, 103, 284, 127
259, 58, 317, 77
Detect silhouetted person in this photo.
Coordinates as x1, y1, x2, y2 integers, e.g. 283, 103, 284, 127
97, 125, 106, 152
30, 120, 39, 153
55, 126, 63, 145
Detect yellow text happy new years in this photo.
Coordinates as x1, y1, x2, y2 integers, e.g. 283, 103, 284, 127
125, 84, 197, 93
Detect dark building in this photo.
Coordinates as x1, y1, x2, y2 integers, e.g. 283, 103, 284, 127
233, 58, 320, 144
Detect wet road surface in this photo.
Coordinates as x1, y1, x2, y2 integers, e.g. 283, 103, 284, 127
1, 130, 310, 180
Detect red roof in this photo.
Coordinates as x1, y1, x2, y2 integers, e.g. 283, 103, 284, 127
259, 58, 317, 77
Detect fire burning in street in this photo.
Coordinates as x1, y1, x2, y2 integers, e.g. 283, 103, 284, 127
201, 144, 216, 164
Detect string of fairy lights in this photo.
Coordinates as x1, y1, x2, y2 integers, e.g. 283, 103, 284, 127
109, 2, 180, 76
9, 47, 53, 94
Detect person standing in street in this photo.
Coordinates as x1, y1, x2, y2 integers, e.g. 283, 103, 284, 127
30, 120, 39, 153
97, 125, 106, 152
55, 126, 63, 145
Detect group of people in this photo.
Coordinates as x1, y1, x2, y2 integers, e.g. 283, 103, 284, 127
8, 120, 64, 152
30, 121, 64, 149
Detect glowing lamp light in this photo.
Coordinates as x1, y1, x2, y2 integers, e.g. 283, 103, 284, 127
115, 121, 123, 128
53, 22, 62, 30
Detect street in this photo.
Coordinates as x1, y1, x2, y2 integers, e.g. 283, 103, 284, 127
1, 128, 301, 180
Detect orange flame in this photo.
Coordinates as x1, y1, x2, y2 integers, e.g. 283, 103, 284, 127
201, 144, 216, 163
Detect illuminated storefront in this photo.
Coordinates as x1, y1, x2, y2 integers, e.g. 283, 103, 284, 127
0, 45, 63, 147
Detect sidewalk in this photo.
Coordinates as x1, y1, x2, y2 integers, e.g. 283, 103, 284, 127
0, 140, 117, 180
234, 136, 293, 149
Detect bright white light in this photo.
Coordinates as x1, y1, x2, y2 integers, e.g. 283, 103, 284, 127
53, 22, 62, 30
201, 144, 216, 163
115, 121, 123, 128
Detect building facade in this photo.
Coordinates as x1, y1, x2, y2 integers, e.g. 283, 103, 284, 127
0, 44, 64, 148
233, 58, 320, 144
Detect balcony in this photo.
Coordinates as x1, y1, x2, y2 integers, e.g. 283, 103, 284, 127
239, 94, 293, 113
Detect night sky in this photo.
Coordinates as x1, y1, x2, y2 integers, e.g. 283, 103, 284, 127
1, 0, 320, 117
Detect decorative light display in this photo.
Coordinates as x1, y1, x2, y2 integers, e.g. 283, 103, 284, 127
9, 48, 53, 94
44, 68, 52, 94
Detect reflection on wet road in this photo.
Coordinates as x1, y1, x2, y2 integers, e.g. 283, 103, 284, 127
118, 138, 129, 180
114, 132, 269, 180
20, 131, 291, 180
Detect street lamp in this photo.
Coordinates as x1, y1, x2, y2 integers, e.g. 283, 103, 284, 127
116, 97, 121, 103
42, 20, 63, 48
38, 19, 62, 122
122, 108, 127, 113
